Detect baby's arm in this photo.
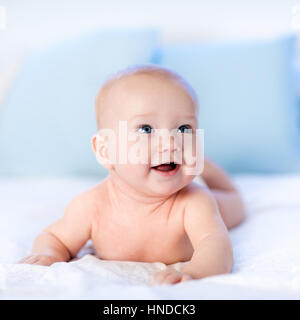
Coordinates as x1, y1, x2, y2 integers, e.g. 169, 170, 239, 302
18, 192, 94, 266
150, 188, 233, 285
201, 157, 245, 230
181, 188, 233, 279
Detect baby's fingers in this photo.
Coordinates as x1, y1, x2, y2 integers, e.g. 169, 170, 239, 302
18, 255, 39, 264
32, 256, 55, 266
181, 273, 192, 282
162, 271, 184, 284
149, 269, 173, 285
18, 254, 56, 266
162, 271, 192, 284
149, 269, 184, 285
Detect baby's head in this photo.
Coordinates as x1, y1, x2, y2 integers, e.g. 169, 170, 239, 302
92, 64, 201, 196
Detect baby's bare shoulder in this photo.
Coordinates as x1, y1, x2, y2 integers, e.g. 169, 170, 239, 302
65, 180, 107, 217
180, 181, 213, 201
179, 181, 217, 214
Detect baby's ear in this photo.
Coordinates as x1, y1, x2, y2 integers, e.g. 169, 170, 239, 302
91, 134, 114, 170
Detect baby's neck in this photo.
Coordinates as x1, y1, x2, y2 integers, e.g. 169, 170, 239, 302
105, 171, 177, 217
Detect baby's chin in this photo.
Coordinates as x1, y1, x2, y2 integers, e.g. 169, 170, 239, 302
147, 181, 188, 197
147, 166, 195, 196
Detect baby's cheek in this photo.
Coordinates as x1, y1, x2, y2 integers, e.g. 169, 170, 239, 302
182, 135, 194, 162
113, 164, 149, 190
129, 144, 149, 167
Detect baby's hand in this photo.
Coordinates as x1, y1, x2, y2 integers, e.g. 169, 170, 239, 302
18, 254, 59, 266
149, 267, 192, 285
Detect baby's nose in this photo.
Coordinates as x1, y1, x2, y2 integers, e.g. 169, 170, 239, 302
159, 133, 181, 154
151, 132, 182, 166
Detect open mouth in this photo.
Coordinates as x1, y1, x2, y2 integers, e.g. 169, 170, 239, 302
151, 162, 178, 172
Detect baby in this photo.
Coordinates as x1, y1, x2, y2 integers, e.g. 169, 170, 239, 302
19, 64, 245, 285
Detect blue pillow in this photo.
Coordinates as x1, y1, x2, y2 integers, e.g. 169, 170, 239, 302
156, 34, 300, 173
0, 29, 159, 177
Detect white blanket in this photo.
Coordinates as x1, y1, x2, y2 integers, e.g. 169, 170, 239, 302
1, 175, 300, 299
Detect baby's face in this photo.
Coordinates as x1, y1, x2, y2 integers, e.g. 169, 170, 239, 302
99, 74, 199, 196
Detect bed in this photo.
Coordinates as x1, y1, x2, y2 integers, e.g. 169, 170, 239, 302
1, 174, 300, 299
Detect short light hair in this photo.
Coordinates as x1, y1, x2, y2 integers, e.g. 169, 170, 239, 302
94, 64, 198, 129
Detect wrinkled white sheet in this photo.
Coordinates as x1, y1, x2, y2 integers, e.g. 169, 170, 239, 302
1, 174, 300, 299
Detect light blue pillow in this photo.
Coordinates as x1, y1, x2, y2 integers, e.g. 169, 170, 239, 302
0, 29, 159, 177
156, 34, 300, 173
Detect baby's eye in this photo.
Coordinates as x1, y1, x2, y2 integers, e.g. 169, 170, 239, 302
178, 125, 192, 133
138, 124, 152, 134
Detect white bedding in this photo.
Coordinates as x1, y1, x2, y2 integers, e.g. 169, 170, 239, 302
1, 174, 300, 299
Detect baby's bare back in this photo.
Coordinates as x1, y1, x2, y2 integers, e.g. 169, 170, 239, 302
91, 180, 195, 264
